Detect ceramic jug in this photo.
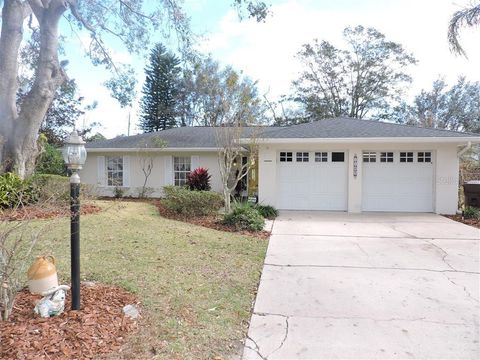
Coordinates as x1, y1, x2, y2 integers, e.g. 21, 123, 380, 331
27, 255, 59, 294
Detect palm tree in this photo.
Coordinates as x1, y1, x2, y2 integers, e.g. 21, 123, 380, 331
448, 2, 480, 57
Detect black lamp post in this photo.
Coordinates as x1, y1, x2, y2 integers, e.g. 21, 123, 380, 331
62, 130, 87, 310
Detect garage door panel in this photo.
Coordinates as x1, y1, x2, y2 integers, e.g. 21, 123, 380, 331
277, 153, 348, 211
362, 152, 433, 212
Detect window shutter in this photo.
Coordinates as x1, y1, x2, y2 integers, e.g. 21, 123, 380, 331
164, 155, 173, 185
123, 156, 130, 187
191, 155, 199, 171
97, 156, 106, 186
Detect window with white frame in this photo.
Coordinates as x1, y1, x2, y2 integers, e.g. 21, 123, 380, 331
380, 152, 394, 163
363, 152, 376, 162
332, 152, 345, 162
400, 152, 414, 163
174, 156, 191, 186
106, 156, 123, 186
315, 152, 328, 162
279, 151, 293, 162
296, 152, 309, 162
417, 152, 432, 163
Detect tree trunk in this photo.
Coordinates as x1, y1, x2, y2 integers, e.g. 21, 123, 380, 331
223, 186, 231, 213
0, 1, 67, 178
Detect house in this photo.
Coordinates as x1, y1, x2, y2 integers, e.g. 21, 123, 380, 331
83, 117, 480, 214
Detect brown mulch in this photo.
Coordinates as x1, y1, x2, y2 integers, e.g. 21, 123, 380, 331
154, 200, 270, 240
0, 283, 139, 360
444, 215, 480, 229
0, 204, 101, 221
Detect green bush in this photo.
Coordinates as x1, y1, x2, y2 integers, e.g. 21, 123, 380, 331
36, 143, 66, 176
254, 204, 278, 219
224, 202, 265, 231
464, 206, 480, 219
0, 173, 38, 208
163, 186, 223, 216
32, 174, 70, 202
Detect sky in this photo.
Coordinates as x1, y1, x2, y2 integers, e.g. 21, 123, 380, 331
62, 0, 480, 138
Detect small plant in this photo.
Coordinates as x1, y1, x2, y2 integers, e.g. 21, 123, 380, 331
187, 167, 211, 191
224, 202, 265, 231
254, 204, 278, 219
163, 186, 223, 216
32, 174, 69, 202
113, 187, 125, 199
464, 206, 480, 219
0, 173, 38, 208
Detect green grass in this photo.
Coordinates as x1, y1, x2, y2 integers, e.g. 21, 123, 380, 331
22, 200, 268, 359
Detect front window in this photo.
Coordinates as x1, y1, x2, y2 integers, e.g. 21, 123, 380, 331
174, 156, 191, 186
106, 156, 123, 186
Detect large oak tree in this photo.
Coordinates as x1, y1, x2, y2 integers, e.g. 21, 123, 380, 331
0, 0, 268, 178
293, 26, 417, 121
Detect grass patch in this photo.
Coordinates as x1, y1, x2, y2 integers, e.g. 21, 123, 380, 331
19, 200, 268, 359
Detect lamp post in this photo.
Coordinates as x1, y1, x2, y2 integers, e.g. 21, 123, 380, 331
62, 130, 87, 310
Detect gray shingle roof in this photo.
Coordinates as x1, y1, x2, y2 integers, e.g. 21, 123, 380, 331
86, 126, 260, 149
259, 117, 479, 139
87, 117, 478, 149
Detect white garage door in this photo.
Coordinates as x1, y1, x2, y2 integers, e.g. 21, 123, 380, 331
362, 151, 434, 212
277, 151, 348, 210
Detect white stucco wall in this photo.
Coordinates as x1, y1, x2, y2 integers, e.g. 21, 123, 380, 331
257, 142, 463, 215
81, 151, 222, 197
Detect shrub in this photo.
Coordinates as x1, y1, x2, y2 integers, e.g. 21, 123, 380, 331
224, 202, 265, 231
163, 186, 223, 216
35, 143, 66, 176
0, 173, 38, 209
32, 174, 69, 202
187, 167, 211, 191
114, 187, 125, 199
464, 206, 480, 219
254, 204, 278, 219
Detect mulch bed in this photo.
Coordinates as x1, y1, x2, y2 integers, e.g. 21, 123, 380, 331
0, 204, 101, 221
154, 200, 270, 240
0, 283, 139, 359
444, 215, 480, 229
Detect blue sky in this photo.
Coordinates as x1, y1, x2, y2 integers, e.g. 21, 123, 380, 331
60, 0, 480, 138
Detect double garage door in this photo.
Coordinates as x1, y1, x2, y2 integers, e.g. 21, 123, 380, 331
276, 150, 434, 212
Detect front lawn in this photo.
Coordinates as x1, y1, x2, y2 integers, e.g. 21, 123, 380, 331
19, 200, 268, 359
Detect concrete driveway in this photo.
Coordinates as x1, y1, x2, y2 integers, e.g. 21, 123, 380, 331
243, 212, 480, 360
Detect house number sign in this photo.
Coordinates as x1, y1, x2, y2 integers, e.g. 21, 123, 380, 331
353, 154, 358, 178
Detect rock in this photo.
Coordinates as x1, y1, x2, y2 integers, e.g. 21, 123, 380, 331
81, 281, 96, 288
122, 304, 139, 319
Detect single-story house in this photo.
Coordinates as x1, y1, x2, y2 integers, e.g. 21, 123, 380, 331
83, 117, 480, 214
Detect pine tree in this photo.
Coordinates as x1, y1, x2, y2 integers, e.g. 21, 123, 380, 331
139, 43, 181, 132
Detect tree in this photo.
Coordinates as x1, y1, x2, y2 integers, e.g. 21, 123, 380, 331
394, 77, 480, 133
0, 1, 267, 179
293, 26, 417, 120
178, 57, 265, 127
448, 2, 480, 57
139, 43, 181, 132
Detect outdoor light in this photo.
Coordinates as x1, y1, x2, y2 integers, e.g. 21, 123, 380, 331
63, 130, 87, 170
62, 130, 87, 311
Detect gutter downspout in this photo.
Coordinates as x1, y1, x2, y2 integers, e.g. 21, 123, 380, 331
457, 141, 472, 157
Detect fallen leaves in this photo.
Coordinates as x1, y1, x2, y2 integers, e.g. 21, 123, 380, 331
0, 283, 138, 359
0, 204, 101, 221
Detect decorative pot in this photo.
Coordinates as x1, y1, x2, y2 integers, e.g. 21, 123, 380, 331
27, 255, 59, 294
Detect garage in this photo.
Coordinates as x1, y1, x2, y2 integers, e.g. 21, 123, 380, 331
362, 151, 434, 212
276, 150, 348, 210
